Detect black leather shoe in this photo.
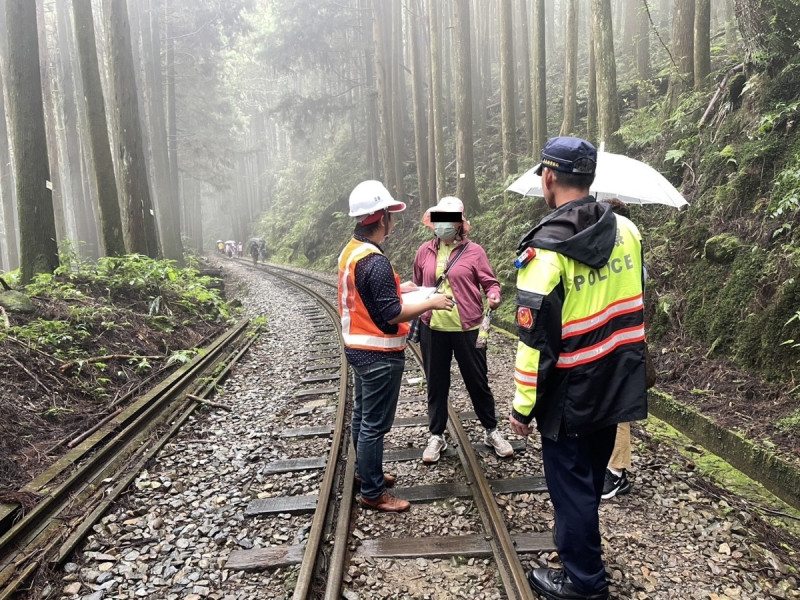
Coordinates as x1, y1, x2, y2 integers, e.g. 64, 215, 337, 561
526, 568, 609, 600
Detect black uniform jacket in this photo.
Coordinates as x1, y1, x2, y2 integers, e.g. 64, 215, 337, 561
514, 196, 648, 440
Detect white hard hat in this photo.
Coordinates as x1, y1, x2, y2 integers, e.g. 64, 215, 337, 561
348, 180, 407, 221
422, 196, 471, 234
430, 196, 465, 214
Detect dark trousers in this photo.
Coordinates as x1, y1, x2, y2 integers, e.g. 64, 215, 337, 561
543, 425, 617, 594
419, 323, 497, 435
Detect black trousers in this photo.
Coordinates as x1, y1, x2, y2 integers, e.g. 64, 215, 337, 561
419, 322, 497, 435
543, 424, 617, 594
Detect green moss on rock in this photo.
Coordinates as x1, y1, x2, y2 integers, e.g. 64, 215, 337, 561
704, 233, 741, 264
685, 248, 764, 356
650, 293, 677, 341
0, 290, 35, 313
735, 275, 800, 379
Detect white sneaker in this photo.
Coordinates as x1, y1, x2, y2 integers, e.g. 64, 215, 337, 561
484, 429, 514, 457
422, 434, 447, 463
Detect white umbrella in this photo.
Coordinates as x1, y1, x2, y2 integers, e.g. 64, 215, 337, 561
507, 150, 688, 208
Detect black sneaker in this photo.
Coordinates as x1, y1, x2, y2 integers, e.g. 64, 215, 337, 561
601, 468, 631, 499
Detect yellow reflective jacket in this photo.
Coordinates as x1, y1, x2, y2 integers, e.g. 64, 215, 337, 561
512, 197, 648, 440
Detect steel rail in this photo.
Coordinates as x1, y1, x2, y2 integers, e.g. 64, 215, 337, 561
264, 264, 534, 599
0, 319, 251, 597
405, 342, 534, 600
258, 266, 351, 600
52, 324, 263, 566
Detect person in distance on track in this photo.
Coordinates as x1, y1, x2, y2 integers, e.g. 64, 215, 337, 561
412, 195, 513, 464
338, 180, 454, 513
509, 138, 648, 600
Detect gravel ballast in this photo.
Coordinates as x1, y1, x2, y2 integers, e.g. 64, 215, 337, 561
55, 259, 799, 600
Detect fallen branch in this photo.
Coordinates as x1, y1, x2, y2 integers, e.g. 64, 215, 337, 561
0, 276, 10, 291
7, 354, 52, 395
59, 354, 162, 374
67, 408, 123, 449
186, 393, 232, 411
8, 335, 65, 364
699, 62, 745, 127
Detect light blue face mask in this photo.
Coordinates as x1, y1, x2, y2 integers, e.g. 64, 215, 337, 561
434, 223, 458, 241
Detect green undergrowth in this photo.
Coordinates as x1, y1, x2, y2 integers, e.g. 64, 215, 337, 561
0, 253, 234, 399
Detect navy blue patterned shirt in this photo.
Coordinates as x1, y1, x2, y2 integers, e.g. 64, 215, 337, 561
344, 235, 404, 366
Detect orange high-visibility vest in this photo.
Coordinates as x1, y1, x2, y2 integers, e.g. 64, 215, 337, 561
338, 238, 409, 351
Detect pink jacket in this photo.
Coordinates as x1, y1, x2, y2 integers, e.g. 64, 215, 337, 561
412, 238, 501, 330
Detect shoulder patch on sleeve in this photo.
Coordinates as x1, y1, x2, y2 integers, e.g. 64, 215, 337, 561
517, 306, 535, 329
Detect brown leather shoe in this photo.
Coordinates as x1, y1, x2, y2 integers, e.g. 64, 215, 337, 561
357, 491, 410, 512
355, 473, 396, 488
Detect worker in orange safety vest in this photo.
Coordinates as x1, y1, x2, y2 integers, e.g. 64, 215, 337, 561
338, 180, 453, 513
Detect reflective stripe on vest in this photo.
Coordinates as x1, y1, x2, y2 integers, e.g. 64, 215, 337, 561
514, 366, 538, 388
338, 239, 408, 351
556, 324, 645, 368
561, 294, 643, 339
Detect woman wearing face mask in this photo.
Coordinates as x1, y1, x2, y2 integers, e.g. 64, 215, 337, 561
412, 197, 514, 463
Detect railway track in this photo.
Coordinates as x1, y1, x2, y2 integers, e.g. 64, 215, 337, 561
226, 262, 552, 599
0, 319, 256, 599
36, 256, 795, 599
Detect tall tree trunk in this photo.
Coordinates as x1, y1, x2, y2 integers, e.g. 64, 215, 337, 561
371, 0, 398, 197
182, 175, 202, 254
518, 0, 533, 154
545, 0, 555, 57
6, 0, 58, 282
665, 0, 695, 113
408, 0, 429, 209
0, 0, 19, 270
64, 0, 101, 261
422, 0, 436, 206
103, 0, 160, 257
694, 0, 711, 90
443, 6, 452, 132
142, 0, 183, 263
734, 0, 799, 69
499, 0, 517, 178
560, 0, 578, 136
587, 28, 598, 144
622, 0, 638, 59
36, 0, 67, 250
452, 0, 478, 212
389, 0, 405, 205
359, 0, 380, 178
591, 0, 622, 151
74, 0, 125, 257
724, 0, 737, 52
0, 74, 18, 269
429, 0, 445, 201
472, 0, 489, 145
636, 0, 651, 109
165, 0, 181, 236
531, 0, 547, 158
55, 0, 99, 260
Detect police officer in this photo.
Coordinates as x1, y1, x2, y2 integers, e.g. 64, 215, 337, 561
509, 137, 648, 600
338, 180, 454, 513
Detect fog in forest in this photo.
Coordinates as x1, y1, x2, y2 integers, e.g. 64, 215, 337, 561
0, 0, 772, 283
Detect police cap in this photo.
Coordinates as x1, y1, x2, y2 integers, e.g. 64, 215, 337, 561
534, 136, 597, 176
